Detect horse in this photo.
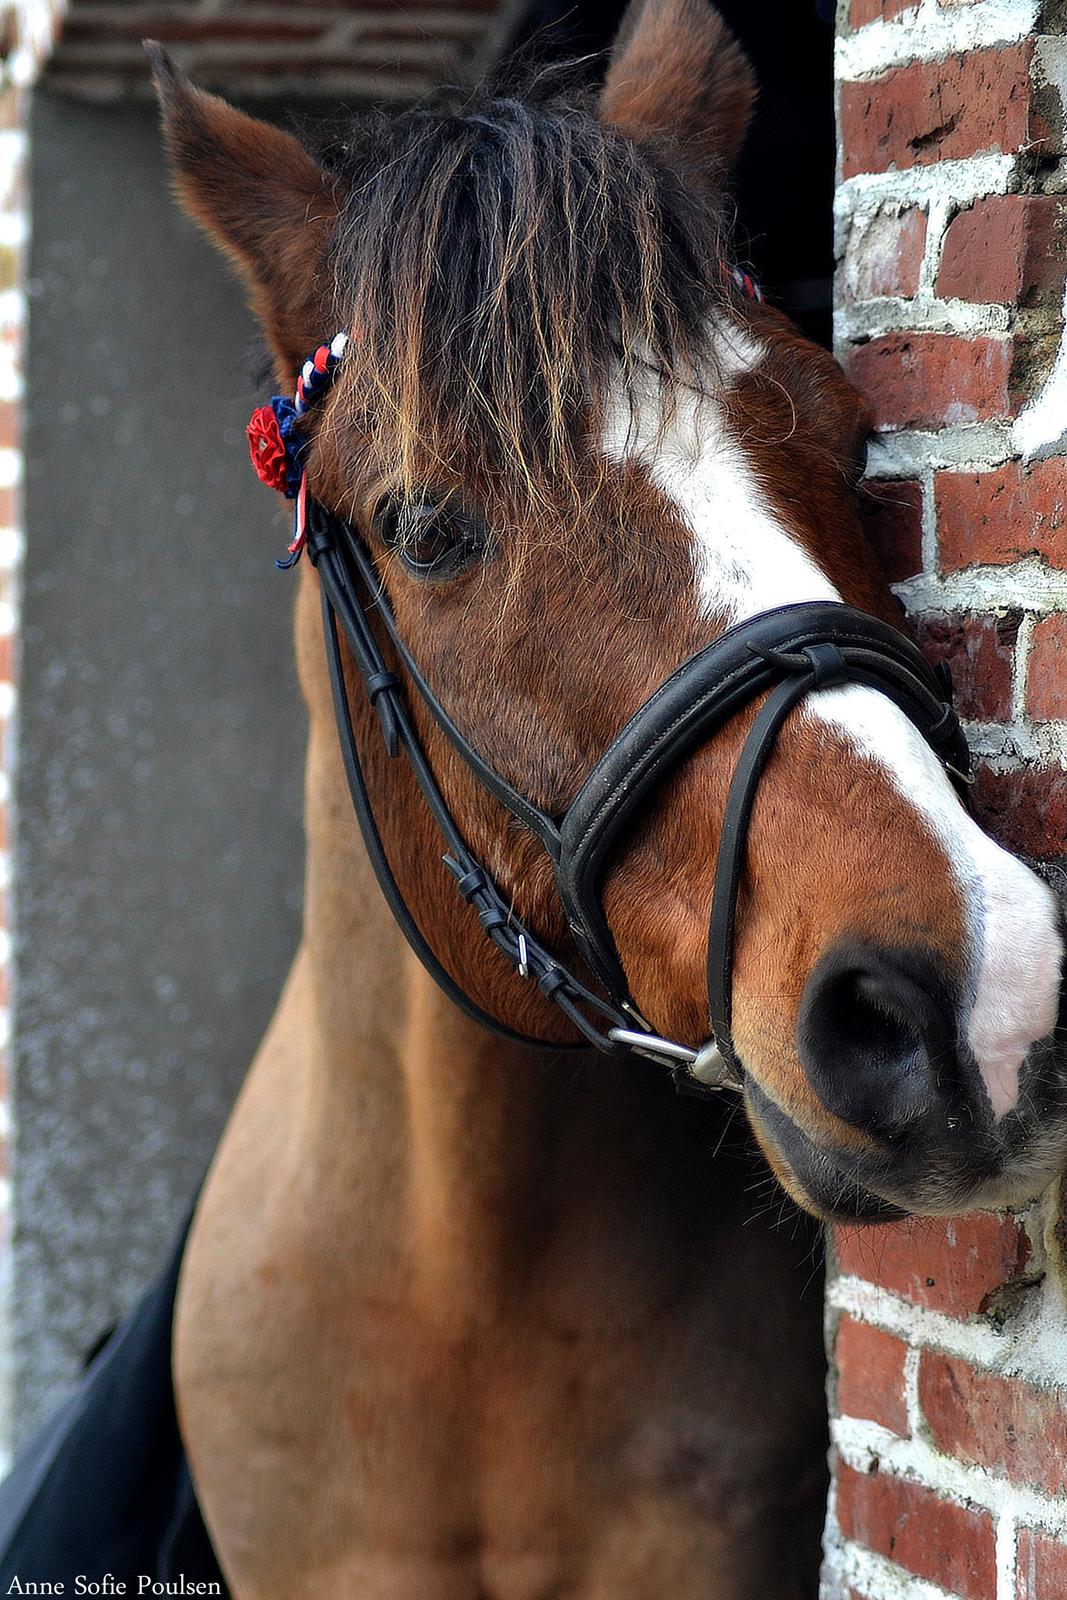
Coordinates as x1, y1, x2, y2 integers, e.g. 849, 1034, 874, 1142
147, 1, 1067, 1594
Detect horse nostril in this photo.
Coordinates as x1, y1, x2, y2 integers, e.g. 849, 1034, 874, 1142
797, 945, 959, 1139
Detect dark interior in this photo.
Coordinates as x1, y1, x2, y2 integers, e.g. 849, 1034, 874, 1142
506, 0, 836, 345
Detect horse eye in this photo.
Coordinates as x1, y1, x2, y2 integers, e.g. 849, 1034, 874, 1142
371, 495, 489, 580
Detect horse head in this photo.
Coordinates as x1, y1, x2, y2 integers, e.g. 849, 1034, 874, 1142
151, 0, 1067, 1224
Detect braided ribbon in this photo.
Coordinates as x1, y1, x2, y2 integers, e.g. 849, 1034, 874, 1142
720, 262, 763, 302
245, 332, 349, 569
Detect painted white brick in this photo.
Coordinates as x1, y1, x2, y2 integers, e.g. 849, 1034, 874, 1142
865, 423, 1015, 477
896, 558, 1067, 615
965, 719, 1067, 769
835, 153, 1019, 215
838, 0, 1040, 81
995, 1514, 1018, 1600
834, 1416, 1067, 1537
830, 1539, 968, 1600
837, 298, 1012, 341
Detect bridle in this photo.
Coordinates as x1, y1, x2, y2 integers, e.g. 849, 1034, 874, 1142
247, 309, 973, 1097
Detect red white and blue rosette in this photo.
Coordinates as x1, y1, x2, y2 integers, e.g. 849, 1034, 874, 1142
246, 331, 349, 568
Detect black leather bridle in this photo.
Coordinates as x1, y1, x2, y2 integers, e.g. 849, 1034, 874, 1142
303, 497, 973, 1096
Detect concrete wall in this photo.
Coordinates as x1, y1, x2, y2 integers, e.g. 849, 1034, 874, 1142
13, 90, 306, 1443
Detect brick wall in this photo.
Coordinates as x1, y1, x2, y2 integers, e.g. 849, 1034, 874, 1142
47, 0, 508, 102
827, 2, 1067, 1597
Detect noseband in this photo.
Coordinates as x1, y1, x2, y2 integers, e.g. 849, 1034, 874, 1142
248, 325, 973, 1097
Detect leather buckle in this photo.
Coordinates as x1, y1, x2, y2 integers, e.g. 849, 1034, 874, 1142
800, 642, 848, 688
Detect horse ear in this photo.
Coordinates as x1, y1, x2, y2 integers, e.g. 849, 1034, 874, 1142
146, 42, 339, 375
600, 0, 755, 186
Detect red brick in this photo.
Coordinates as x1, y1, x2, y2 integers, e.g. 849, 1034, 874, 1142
850, 0, 912, 29
50, 46, 455, 78
840, 45, 1049, 179
836, 1463, 996, 1600
846, 207, 928, 301
859, 478, 924, 582
918, 611, 1019, 723
938, 197, 1067, 307
972, 763, 1067, 860
845, 334, 1012, 430
237, 0, 496, 7
1017, 1529, 1067, 1599
1026, 615, 1067, 720
936, 460, 1067, 571
920, 1355, 1067, 1495
834, 1214, 1030, 1318
62, 14, 330, 43
0, 401, 17, 453
835, 1318, 910, 1435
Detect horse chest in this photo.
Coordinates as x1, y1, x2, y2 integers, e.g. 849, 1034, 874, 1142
179, 1221, 824, 1600
175, 1021, 825, 1600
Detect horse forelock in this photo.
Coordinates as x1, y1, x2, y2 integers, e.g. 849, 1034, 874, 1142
322, 85, 730, 521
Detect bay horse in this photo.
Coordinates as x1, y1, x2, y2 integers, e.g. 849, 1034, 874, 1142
148, 1, 1067, 1595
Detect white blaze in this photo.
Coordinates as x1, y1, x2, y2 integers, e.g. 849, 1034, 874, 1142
602, 330, 1063, 1119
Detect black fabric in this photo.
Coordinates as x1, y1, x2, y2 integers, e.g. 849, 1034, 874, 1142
0, 1215, 228, 1595
503, 0, 836, 344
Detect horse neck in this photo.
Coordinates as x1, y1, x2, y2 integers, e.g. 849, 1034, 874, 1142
295, 642, 590, 1318
293, 569, 729, 1320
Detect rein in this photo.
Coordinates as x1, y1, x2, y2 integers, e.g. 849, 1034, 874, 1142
245, 293, 972, 1097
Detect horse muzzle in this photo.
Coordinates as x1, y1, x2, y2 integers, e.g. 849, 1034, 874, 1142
743, 948, 1067, 1222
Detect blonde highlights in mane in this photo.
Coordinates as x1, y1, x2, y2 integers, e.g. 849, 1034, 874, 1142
327, 87, 727, 526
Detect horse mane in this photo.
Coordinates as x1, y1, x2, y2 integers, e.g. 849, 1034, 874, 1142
323, 81, 730, 520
